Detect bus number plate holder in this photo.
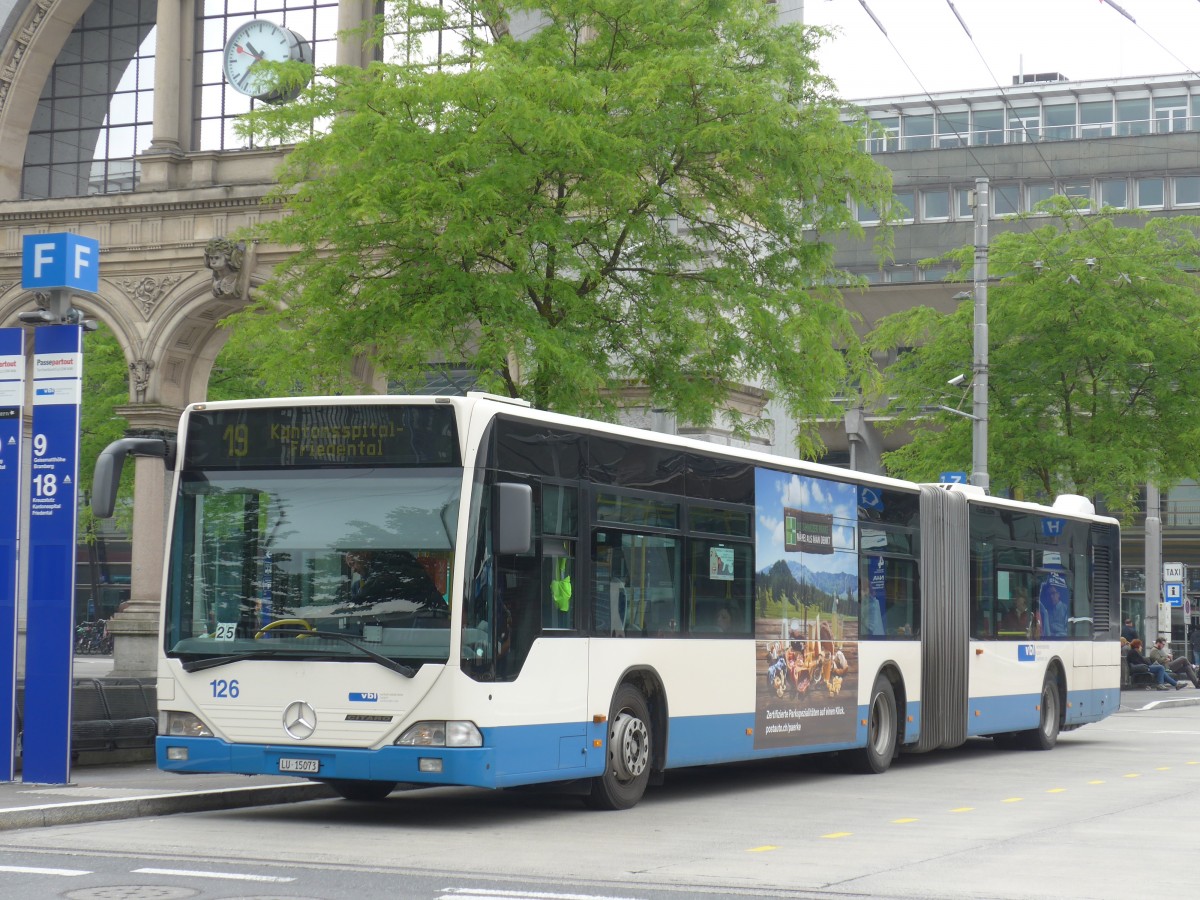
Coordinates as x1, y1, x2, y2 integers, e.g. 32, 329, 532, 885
278, 758, 320, 774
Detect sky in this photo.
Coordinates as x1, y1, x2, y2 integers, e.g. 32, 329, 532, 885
802, 0, 1200, 100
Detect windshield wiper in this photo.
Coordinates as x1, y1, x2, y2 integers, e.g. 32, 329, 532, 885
179, 630, 417, 677
304, 630, 416, 678
182, 651, 275, 672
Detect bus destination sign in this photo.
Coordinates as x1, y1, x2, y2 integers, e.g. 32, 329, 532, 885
184, 405, 460, 469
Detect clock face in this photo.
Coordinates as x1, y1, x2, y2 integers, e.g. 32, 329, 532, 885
223, 20, 311, 101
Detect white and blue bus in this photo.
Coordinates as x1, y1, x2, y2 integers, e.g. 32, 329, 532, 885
93, 393, 1121, 809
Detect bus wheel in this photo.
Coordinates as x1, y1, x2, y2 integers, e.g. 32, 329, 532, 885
324, 779, 397, 802
1020, 674, 1061, 751
850, 675, 897, 774
586, 684, 652, 810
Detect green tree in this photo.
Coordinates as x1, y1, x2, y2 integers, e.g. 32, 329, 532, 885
231, 0, 893, 456
79, 325, 135, 535
865, 200, 1200, 516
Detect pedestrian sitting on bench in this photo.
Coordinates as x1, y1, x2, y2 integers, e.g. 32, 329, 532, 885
1129, 639, 1183, 690
1148, 637, 1199, 689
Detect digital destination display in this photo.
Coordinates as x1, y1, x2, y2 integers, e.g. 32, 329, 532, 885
183, 404, 460, 469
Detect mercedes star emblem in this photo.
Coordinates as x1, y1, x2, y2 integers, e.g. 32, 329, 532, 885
282, 700, 317, 740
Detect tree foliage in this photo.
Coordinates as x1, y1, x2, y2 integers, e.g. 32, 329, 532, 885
866, 200, 1200, 515
231, 0, 892, 455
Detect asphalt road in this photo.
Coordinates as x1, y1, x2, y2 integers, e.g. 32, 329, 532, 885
1, 698, 1197, 900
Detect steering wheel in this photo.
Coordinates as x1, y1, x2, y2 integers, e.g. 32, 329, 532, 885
254, 617, 316, 640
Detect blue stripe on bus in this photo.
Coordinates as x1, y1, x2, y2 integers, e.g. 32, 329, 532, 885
965, 686, 1120, 736
156, 688, 1113, 789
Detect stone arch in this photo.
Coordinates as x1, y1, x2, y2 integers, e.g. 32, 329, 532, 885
0, 0, 95, 199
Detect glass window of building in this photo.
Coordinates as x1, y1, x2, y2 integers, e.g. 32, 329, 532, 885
1061, 180, 1091, 210
381, 2, 491, 67
1080, 99, 1114, 137
1136, 176, 1164, 208
1099, 178, 1128, 209
1043, 102, 1077, 141
856, 201, 880, 224
1027, 182, 1055, 212
972, 108, 1004, 145
893, 190, 915, 222
21, 0, 157, 199
902, 114, 934, 150
922, 188, 950, 220
866, 116, 900, 153
1007, 106, 1040, 142
1116, 97, 1150, 136
195, 0, 341, 152
888, 267, 915, 283
936, 111, 968, 148
1174, 175, 1200, 206
992, 184, 1019, 216
956, 187, 973, 218
1153, 95, 1189, 133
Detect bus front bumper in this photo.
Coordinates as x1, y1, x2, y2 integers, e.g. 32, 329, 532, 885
157, 736, 501, 788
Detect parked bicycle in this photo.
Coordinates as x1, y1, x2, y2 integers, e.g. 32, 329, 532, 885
74, 619, 113, 655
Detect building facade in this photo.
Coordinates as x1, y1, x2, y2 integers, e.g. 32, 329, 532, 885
830, 72, 1200, 642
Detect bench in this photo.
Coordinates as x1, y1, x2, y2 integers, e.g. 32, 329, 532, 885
15, 677, 158, 761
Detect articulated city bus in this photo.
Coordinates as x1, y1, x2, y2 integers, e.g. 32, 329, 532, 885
93, 393, 1121, 809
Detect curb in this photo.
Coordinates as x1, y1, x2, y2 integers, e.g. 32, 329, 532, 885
0, 781, 336, 831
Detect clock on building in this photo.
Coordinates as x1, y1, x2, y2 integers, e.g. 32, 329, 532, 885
222, 19, 313, 103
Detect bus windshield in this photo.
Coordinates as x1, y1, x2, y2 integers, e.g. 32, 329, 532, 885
165, 468, 460, 667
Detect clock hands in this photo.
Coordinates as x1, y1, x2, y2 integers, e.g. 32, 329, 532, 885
236, 42, 265, 61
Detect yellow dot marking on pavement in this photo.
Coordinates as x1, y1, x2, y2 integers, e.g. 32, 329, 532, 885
1046, 788, 1066, 793
951, 807, 974, 812
747, 846, 776, 853
1088, 780, 1105, 785
1156, 766, 1170, 771
1002, 797, 1023, 803
823, 832, 853, 839
1187, 761, 1199, 766
893, 818, 918, 824
1123, 773, 1141, 778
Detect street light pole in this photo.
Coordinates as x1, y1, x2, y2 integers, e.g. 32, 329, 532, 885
971, 177, 990, 493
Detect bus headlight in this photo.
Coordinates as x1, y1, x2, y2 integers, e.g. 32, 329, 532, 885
160, 710, 214, 738
395, 720, 482, 748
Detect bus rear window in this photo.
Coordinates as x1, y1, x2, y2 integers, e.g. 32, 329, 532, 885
184, 405, 459, 469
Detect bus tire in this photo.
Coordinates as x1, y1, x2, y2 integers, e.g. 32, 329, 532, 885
324, 779, 397, 802
850, 675, 897, 774
586, 684, 652, 810
1019, 674, 1061, 751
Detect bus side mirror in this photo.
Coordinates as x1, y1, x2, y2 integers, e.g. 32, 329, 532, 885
92, 437, 176, 518
494, 482, 532, 556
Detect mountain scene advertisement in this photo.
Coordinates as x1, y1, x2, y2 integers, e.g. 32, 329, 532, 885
754, 469, 860, 750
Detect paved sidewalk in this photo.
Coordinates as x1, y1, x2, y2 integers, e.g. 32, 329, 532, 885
0, 761, 335, 831
0, 686, 1193, 832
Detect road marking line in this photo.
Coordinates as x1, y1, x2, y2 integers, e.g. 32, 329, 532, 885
133, 867, 295, 883
442, 891, 646, 900
1002, 797, 1023, 803
747, 846, 776, 853
1123, 773, 1141, 778
1088, 780, 1105, 784
822, 832, 853, 839
0, 864, 90, 877
893, 818, 918, 824
951, 806, 974, 812
1046, 788, 1066, 793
